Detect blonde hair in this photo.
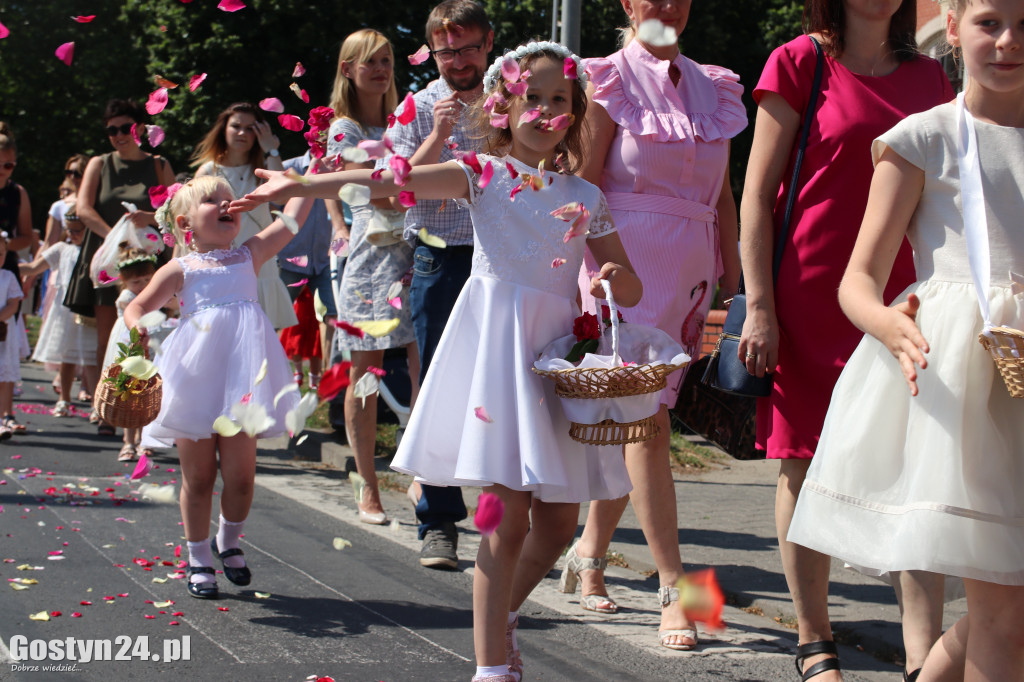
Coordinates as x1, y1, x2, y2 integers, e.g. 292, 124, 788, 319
329, 29, 399, 131
0, 121, 16, 154
166, 176, 234, 247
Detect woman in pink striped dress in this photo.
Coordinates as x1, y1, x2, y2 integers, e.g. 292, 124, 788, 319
562, 0, 746, 651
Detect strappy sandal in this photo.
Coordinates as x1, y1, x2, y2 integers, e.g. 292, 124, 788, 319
559, 542, 619, 614
506, 614, 523, 681
52, 400, 71, 418
904, 669, 921, 682
657, 586, 698, 651
185, 566, 219, 599
3, 415, 26, 433
308, 373, 320, 390
211, 537, 251, 586
118, 444, 137, 462
795, 641, 841, 680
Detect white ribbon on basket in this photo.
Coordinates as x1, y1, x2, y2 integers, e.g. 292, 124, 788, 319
600, 278, 622, 366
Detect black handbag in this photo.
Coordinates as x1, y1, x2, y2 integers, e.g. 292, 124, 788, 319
702, 35, 824, 398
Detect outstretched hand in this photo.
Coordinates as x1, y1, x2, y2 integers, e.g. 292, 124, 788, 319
227, 169, 296, 213
878, 293, 929, 396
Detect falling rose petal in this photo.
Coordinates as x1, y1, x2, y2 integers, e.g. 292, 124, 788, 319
230, 401, 275, 437
97, 270, 119, 285
550, 201, 584, 222
396, 93, 416, 126
217, 0, 246, 11
277, 114, 304, 132
154, 76, 179, 89
506, 162, 519, 180
138, 310, 167, 328
318, 361, 352, 401
489, 113, 509, 129
500, 57, 521, 83
285, 392, 319, 436
285, 255, 308, 268
254, 359, 268, 385
283, 168, 311, 185
474, 493, 504, 535
408, 44, 431, 65
367, 366, 387, 378
398, 191, 416, 208
130, 122, 144, 146
459, 151, 483, 174
128, 454, 151, 481
551, 258, 567, 268
212, 416, 242, 437
356, 137, 393, 160
288, 82, 308, 103
544, 113, 573, 132
55, 42, 75, 66
340, 146, 369, 164
506, 81, 528, 97
517, 107, 541, 128
146, 88, 169, 115
331, 320, 364, 338
292, 61, 306, 77
477, 161, 494, 189
386, 281, 403, 302
332, 538, 352, 551
338, 183, 371, 207
259, 97, 284, 114
354, 319, 400, 338
0, 21, 8, 39
352, 373, 380, 407
389, 155, 412, 186
286, 278, 309, 288
72, 16, 97, 23
146, 125, 165, 147
564, 57, 578, 79
416, 228, 446, 249
270, 210, 300, 235
474, 406, 494, 423
677, 569, 726, 631
149, 185, 169, 209
636, 18, 679, 47
188, 73, 207, 91
120, 356, 157, 380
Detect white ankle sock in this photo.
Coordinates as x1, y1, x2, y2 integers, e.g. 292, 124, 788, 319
475, 665, 508, 678
186, 540, 216, 584
216, 515, 246, 568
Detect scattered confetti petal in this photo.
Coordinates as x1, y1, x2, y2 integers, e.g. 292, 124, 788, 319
408, 44, 431, 65
189, 73, 207, 91
255, 592, 271, 599
217, 0, 246, 11
271, 210, 300, 235
72, 16, 97, 23
278, 114, 305, 132
29, 611, 50, 621
396, 93, 416, 125
254, 359, 268, 385
55, 42, 74, 66
474, 493, 504, 535
551, 258, 567, 268
474, 406, 494, 423
518, 107, 541, 128
292, 62, 306, 78
259, 97, 284, 114
637, 19, 679, 47
285, 255, 308, 268
417, 228, 446, 249
213, 416, 242, 437
128, 453, 151, 480
354, 319, 400, 338
318, 361, 352, 401
398, 191, 416, 208
146, 124, 165, 147
338, 183, 370, 207
146, 88, 169, 115
332, 537, 352, 551
564, 57, 579, 80
677, 569, 725, 631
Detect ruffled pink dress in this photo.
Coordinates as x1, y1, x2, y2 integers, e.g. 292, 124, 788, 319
580, 39, 747, 406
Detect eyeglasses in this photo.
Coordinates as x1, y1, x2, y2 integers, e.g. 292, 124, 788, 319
430, 43, 483, 63
105, 123, 134, 137
0, 162, 15, 171
64, 169, 83, 179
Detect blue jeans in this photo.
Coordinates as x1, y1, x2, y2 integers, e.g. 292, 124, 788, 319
409, 241, 473, 538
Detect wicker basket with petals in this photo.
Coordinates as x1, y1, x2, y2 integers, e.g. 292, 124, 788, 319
979, 327, 1024, 399
94, 327, 163, 428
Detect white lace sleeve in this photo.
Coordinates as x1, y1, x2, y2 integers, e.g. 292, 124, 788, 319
453, 159, 482, 208
585, 190, 617, 239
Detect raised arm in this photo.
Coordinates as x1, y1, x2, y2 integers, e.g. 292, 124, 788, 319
124, 260, 183, 331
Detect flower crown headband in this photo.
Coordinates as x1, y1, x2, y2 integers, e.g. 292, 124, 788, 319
117, 254, 158, 270
482, 41, 588, 95
154, 182, 186, 236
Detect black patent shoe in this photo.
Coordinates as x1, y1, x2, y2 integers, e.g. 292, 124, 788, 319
186, 566, 219, 599
211, 537, 252, 586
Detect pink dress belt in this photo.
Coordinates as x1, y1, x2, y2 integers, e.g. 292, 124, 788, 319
604, 191, 717, 222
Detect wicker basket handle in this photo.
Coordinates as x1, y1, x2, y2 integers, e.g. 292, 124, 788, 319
598, 279, 621, 366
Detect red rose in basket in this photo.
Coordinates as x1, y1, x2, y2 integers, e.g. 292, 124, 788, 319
565, 311, 621, 363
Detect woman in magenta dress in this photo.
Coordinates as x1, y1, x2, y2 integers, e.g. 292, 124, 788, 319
561, 0, 746, 651
737, 1, 953, 678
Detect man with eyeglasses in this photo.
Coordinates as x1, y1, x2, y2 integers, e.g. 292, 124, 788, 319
379, 0, 492, 571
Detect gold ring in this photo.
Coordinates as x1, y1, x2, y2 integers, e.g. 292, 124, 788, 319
746, 353, 756, 359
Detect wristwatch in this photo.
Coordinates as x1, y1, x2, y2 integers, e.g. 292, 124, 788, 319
266, 148, 280, 158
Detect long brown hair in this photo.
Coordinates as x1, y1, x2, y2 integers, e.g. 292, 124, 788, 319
190, 102, 267, 170
804, 0, 919, 62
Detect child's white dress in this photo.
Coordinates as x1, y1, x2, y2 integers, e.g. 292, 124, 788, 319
788, 102, 1024, 586
31, 242, 97, 366
391, 154, 633, 504
101, 289, 135, 371
0, 270, 23, 383
142, 247, 300, 445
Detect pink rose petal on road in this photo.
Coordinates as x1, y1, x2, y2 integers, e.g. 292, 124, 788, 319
285, 255, 308, 268
55, 42, 75, 66
217, 0, 245, 11
474, 492, 504, 535
517, 108, 541, 127
146, 125, 165, 147
500, 57, 520, 84
408, 44, 430, 65
129, 454, 151, 481
277, 114, 304, 132
389, 155, 412, 186
286, 278, 309, 288
477, 161, 494, 189
474, 406, 494, 423
398, 191, 416, 208
146, 88, 168, 115
564, 57, 578, 79
292, 62, 306, 77
188, 73, 207, 91
396, 93, 416, 125
72, 16, 97, 23
259, 98, 284, 113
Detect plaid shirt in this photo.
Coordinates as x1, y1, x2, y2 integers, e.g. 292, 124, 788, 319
379, 78, 478, 246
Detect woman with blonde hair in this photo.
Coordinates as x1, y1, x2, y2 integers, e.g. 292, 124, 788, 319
193, 102, 297, 330
326, 28, 419, 526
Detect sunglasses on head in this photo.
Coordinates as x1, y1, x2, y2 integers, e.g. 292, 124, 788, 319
64, 169, 83, 178
105, 123, 134, 137
1, 162, 15, 171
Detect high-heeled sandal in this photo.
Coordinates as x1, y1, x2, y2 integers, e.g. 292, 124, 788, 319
904, 668, 921, 682
506, 615, 523, 681
657, 586, 698, 651
795, 641, 841, 680
558, 542, 618, 614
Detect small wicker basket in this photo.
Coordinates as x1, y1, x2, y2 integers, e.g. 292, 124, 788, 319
978, 327, 1024, 399
94, 364, 163, 428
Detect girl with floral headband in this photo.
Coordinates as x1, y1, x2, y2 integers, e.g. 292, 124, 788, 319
232, 41, 643, 682
125, 176, 306, 601
101, 243, 158, 462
